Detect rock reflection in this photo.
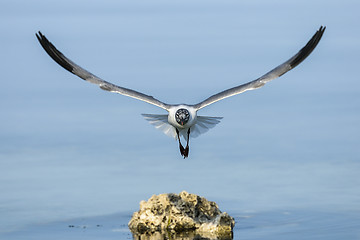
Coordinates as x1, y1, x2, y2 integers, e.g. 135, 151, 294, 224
131, 230, 233, 240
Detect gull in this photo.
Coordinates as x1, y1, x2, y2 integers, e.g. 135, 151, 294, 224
36, 26, 325, 158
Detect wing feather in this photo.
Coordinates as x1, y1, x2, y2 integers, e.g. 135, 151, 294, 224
193, 26, 326, 110
36, 32, 170, 110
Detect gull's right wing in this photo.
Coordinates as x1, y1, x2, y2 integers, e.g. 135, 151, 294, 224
36, 32, 170, 111
193, 26, 326, 110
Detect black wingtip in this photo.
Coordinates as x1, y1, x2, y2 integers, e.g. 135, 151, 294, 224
289, 25, 326, 69
36, 31, 75, 73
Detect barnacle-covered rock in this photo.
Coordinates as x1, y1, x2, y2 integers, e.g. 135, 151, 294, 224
128, 191, 234, 239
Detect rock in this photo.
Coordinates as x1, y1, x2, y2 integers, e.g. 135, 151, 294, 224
128, 191, 235, 238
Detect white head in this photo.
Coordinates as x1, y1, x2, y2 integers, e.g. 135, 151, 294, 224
168, 105, 197, 129
175, 108, 190, 126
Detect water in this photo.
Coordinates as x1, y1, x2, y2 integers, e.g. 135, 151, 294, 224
1, 155, 359, 239
1, 209, 360, 240
1, 0, 359, 239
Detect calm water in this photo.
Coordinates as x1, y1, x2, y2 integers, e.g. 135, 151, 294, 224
1, 0, 359, 239
2, 209, 360, 240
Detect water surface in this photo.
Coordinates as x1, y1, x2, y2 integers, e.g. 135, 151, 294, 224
0, 0, 359, 239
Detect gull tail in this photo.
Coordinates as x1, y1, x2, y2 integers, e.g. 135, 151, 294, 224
142, 114, 177, 139
142, 114, 222, 141
190, 116, 223, 139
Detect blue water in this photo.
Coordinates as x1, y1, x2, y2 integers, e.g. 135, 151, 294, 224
2, 209, 360, 240
1, 0, 359, 239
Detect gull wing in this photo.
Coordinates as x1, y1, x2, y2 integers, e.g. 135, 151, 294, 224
36, 32, 170, 111
193, 26, 326, 110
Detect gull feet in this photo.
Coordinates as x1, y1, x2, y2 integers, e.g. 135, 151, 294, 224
176, 128, 190, 159
183, 145, 189, 159
179, 144, 185, 157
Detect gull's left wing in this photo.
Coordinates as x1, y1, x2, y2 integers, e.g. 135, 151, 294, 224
193, 26, 326, 110
36, 32, 170, 111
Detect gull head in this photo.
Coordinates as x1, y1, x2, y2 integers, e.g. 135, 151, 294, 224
175, 108, 190, 126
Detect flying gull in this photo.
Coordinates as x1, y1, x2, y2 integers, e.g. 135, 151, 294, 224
36, 26, 325, 158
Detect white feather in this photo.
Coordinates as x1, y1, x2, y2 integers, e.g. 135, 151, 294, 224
142, 114, 222, 141
190, 116, 223, 138
142, 114, 177, 139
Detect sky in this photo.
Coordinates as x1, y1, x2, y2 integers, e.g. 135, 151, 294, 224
0, 0, 359, 235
